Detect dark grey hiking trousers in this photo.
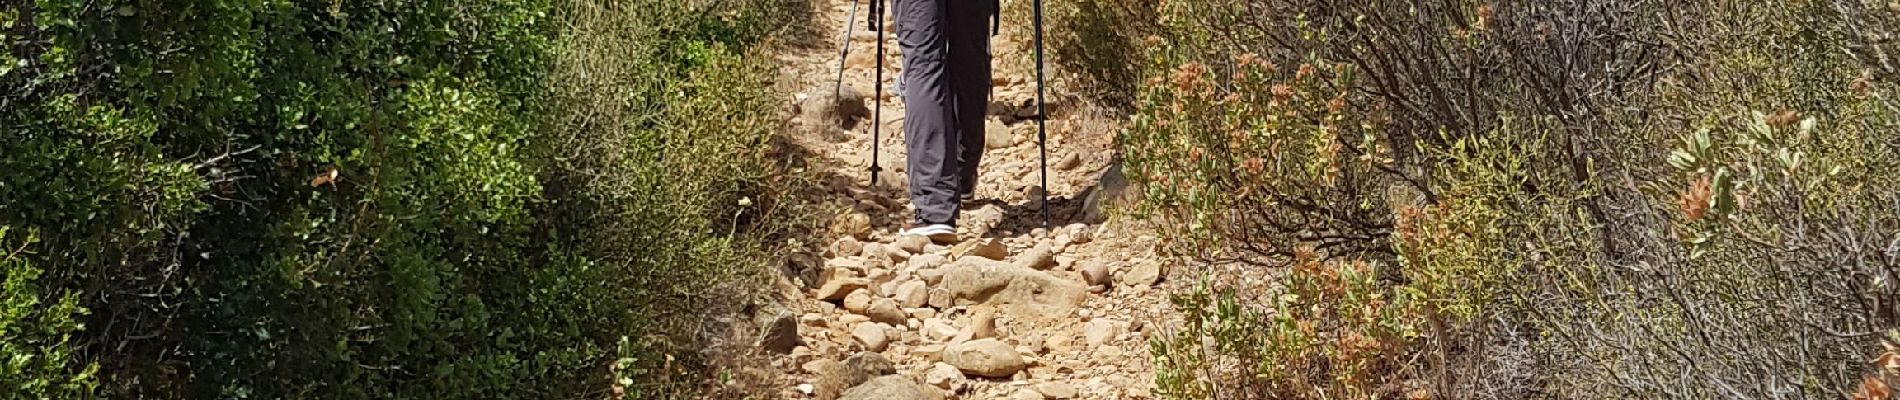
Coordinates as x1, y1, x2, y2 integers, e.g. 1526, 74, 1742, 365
897, 0, 993, 226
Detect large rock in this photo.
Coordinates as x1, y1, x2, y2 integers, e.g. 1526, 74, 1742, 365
941, 257, 1088, 318
757, 312, 799, 354
944, 339, 1028, 378
840, 375, 945, 400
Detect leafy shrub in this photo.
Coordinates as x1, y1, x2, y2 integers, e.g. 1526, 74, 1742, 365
1068, 0, 1900, 398
0, 228, 97, 397
1, 0, 804, 397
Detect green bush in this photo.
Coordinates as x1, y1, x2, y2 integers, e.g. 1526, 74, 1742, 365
0, 228, 97, 398
1067, 0, 1900, 398
1, 0, 804, 397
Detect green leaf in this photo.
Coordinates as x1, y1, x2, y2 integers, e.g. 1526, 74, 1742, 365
1748, 110, 1771, 138
1668, 149, 1696, 170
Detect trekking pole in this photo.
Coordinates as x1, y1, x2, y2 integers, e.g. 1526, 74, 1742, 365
835, 0, 859, 100
1032, 0, 1050, 228
869, 0, 887, 186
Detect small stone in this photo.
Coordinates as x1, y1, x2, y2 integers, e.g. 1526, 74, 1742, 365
1084, 319, 1124, 346
1065, 224, 1092, 244
758, 312, 799, 354
803, 359, 838, 374
887, 244, 913, 263
1037, 382, 1079, 399
1020, 335, 1047, 354
944, 339, 1028, 378
1055, 256, 1077, 271
1081, 262, 1112, 286
816, 278, 872, 301
832, 237, 865, 257
845, 352, 897, 387
1056, 152, 1082, 171
867, 298, 907, 325
832, 212, 874, 240
801, 84, 871, 130
844, 289, 873, 313
953, 307, 997, 343
1098, 344, 1124, 358
922, 318, 960, 341
1120, 259, 1163, 287
840, 314, 871, 325
986, 119, 1014, 149
952, 238, 1009, 261
1046, 335, 1073, 353
797, 383, 815, 394
1014, 243, 1057, 270
926, 362, 962, 389
896, 281, 930, 308
1025, 186, 1046, 202
1011, 389, 1047, 400
928, 288, 954, 309
909, 253, 949, 270
879, 281, 899, 298
867, 268, 895, 288
915, 344, 947, 361
840, 375, 944, 400
893, 235, 930, 255
909, 307, 937, 319
917, 268, 945, 286
801, 313, 827, 327
826, 258, 868, 275
853, 323, 892, 352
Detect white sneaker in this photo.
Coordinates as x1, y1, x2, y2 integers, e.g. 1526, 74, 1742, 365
900, 223, 958, 244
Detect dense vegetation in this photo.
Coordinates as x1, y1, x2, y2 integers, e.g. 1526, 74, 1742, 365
1053, 0, 1900, 398
1, 0, 803, 397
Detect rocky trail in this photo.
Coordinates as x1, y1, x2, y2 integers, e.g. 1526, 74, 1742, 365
756, 0, 1174, 398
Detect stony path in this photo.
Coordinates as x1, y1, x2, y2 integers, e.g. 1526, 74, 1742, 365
758, 0, 1175, 399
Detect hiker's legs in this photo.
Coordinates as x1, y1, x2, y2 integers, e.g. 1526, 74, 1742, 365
897, 0, 959, 226
947, 0, 993, 199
